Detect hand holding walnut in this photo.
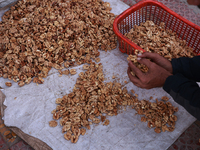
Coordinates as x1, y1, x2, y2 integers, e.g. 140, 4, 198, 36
127, 59, 172, 89
138, 52, 173, 74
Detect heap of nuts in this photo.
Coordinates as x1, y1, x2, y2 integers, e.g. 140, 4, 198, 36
124, 20, 196, 60
134, 96, 178, 133
49, 61, 138, 143
49, 61, 178, 143
0, 0, 117, 87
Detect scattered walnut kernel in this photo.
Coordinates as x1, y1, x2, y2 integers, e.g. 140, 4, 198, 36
5, 82, 12, 87
64, 62, 70, 68
86, 125, 91, 130
92, 118, 101, 124
103, 119, 110, 126
71, 135, 78, 143
64, 131, 71, 141
70, 69, 77, 75
162, 96, 169, 101
83, 65, 89, 70
154, 127, 161, 133
112, 75, 116, 79
131, 90, 135, 94
18, 81, 25, 87
25, 78, 32, 84
80, 128, 86, 136
49, 120, 58, 127
58, 70, 62, 76
150, 96, 153, 100
101, 116, 106, 122
56, 98, 63, 104
134, 99, 178, 133
95, 58, 101, 63
141, 116, 147, 122
51, 109, 56, 114
62, 70, 70, 75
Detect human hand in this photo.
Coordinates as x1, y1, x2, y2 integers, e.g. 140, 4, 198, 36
127, 58, 172, 89
138, 52, 173, 74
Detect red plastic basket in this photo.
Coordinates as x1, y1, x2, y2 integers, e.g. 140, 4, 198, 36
113, 0, 200, 55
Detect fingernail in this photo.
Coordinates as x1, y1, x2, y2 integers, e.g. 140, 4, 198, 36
137, 57, 141, 61
137, 53, 142, 56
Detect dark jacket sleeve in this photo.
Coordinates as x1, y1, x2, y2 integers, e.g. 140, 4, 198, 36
171, 56, 200, 81
163, 55, 200, 120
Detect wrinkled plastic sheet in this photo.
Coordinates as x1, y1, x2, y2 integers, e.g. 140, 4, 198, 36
0, 0, 196, 149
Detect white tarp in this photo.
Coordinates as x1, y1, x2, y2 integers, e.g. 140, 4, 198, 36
0, 0, 196, 150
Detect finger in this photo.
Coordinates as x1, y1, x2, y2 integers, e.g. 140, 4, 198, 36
128, 71, 143, 88
127, 66, 147, 89
127, 66, 133, 77
128, 61, 144, 78
127, 66, 141, 85
138, 52, 159, 60
127, 66, 136, 77
137, 58, 153, 68
127, 66, 131, 75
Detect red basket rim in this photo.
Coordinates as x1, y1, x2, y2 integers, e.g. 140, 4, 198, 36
113, 0, 200, 54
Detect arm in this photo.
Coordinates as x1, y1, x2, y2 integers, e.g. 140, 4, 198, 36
139, 52, 200, 81
163, 73, 200, 120
128, 56, 200, 120
172, 56, 200, 81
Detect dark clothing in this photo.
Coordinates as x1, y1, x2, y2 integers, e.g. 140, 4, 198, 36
163, 56, 200, 120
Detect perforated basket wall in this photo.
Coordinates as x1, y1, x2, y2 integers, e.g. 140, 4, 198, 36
113, 0, 200, 55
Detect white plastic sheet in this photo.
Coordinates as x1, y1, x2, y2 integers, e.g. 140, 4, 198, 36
0, 0, 196, 149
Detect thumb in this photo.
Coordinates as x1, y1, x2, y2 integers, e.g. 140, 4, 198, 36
137, 58, 152, 68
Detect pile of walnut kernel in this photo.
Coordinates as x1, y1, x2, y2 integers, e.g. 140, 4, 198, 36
0, 0, 117, 86
125, 20, 196, 61
134, 96, 178, 133
49, 61, 137, 143
49, 61, 178, 143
